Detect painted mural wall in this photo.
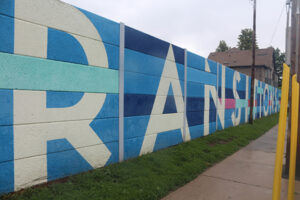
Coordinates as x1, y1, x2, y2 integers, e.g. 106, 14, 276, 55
0, 0, 280, 194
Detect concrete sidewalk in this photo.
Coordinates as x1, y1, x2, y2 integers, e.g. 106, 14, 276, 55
162, 125, 300, 200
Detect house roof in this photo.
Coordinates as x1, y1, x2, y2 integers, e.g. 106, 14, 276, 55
208, 47, 274, 69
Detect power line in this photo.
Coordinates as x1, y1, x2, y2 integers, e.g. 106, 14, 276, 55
269, 4, 286, 45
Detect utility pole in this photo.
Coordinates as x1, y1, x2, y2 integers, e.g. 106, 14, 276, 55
249, 0, 256, 124
296, 0, 300, 176
289, 0, 300, 176
284, 0, 292, 177
286, 0, 291, 66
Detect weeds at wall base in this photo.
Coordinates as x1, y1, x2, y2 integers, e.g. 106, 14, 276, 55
1, 114, 279, 200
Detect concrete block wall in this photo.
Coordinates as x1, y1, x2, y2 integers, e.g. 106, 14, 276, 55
0, 0, 281, 194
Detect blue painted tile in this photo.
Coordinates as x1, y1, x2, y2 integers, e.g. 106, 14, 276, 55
125, 48, 165, 76
105, 43, 119, 70
153, 129, 183, 151
78, 8, 120, 46
187, 82, 205, 97
125, 48, 184, 80
189, 124, 204, 139
124, 136, 144, 160
48, 28, 88, 65
47, 139, 93, 181
206, 59, 218, 74
0, 89, 13, 126
0, 161, 14, 195
0, 125, 13, 163
0, 14, 14, 54
90, 118, 119, 143
209, 122, 217, 134
0, 0, 14, 17
97, 94, 119, 119
124, 115, 150, 139
125, 71, 184, 95
187, 67, 217, 86
125, 71, 160, 95
46, 91, 84, 108
104, 142, 119, 165
187, 51, 205, 71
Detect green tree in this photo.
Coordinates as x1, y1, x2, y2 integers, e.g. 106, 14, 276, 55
216, 40, 230, 52
273, 48, 285, 86
237, 28, 258, 50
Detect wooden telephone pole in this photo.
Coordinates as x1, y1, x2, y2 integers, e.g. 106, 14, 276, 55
249, 0, 257, 124
289, 0, 300, 175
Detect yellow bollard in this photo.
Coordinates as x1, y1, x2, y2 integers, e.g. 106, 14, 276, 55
288, 75, 299, 200
272, 64, 290, 200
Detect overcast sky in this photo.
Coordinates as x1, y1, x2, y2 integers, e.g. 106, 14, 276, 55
62, 0, 288, 57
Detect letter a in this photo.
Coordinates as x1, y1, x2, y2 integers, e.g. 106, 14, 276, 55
140, 45, 190, 155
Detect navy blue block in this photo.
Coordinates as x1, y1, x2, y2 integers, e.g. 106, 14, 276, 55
163, 95, 177, 114
209, 108, 216, 122
187, 111, 204, 127
186, 97, 216, 112
237, 89, 246, 99
218, 87, 246, 99
225, 88, 234, 99
172, 45, 184, 65
125, 26, 184, 64
163, 85, 177, 114
125, 26, 169, 60
187, 97, 204, 112
124, 94, 155, 117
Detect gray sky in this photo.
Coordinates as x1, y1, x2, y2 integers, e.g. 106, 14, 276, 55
62, 0, 287, 57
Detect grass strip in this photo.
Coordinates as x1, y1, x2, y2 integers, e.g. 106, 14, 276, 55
1, 113, 279, 200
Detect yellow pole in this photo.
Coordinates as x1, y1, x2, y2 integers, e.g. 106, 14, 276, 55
288, 75, 299, 200
272, 64, 290, 200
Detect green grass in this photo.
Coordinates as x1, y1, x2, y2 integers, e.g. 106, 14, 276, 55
1, 114, 279, 200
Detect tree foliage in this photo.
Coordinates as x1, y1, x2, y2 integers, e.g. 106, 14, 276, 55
237, 28, 258, 50
216, 40, 230, 52
273, 48, 285, 86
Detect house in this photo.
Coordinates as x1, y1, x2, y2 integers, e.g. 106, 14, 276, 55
208, 47, 278, 86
